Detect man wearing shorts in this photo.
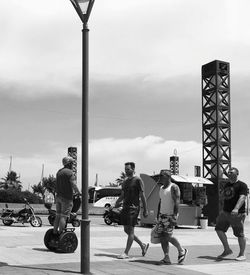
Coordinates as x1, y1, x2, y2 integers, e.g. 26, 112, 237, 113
53, 156, 80, 236
114, 162, 149, 259
157, 170, 188, 265
215, 167, 248, 261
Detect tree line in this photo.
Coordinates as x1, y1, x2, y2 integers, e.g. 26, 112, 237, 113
0, 170, 56, 203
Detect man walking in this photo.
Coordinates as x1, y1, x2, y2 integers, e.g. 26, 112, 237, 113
156, 170, 188, 265
215, 167, 248, 261
115, 162, 149, 259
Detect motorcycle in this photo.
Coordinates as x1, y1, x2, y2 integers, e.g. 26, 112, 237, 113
103, 206, 122, 225
0, 198, 42, 227
45, 194, 81, 227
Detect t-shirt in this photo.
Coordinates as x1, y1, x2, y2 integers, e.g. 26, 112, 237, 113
56, 167, 75, 200
223, 180, 248, 213
122, 176, 144, 208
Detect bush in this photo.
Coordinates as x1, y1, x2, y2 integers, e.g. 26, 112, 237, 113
0, 189, 43, 203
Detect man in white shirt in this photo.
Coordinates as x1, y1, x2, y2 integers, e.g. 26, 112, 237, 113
157, 170, 188, 265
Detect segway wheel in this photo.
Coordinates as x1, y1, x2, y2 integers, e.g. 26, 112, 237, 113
44, 228, 57, 251
58, 232, 78, 253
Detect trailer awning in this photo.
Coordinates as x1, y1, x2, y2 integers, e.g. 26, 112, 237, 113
171, 175, 213, 185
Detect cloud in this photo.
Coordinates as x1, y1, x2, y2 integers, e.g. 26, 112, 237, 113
1, 136, 250, 191
89, 135, 202, 186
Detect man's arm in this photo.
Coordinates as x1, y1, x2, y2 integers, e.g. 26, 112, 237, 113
138, 178, 148, 217
232, 194, 246, 215
232, 182, 248, 215
139, 190, 148, 217
157, 199, 161, 220
69, 173, 80, 194
114, 190, 124, 208
171, 184, 181, 217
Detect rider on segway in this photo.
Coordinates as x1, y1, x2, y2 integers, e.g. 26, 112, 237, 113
50, 156, 80, 247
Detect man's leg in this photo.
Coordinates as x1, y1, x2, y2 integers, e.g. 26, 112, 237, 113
167, 234, 188, 264
159, 235, 171, 264
238, 236, 246, 257
53, 198, 61, 234
58, 198, 73, 234
53, 214, 60, 234
160, 235, 169, 255
232, 214, 246, 259
216, 230, 233, 257
58, 215, 68, 234
168, 235, 185, 254
123, 225, 135, 255
123, 225, 146, 254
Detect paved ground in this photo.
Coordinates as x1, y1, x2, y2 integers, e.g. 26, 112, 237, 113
0, 215, 250, 274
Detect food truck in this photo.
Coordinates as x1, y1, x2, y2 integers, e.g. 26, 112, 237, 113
139, 173, 213, 227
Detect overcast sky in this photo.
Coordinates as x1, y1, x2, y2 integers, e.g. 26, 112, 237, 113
0, 0, 250, 190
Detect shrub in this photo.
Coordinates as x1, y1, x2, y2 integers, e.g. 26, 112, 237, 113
0, 189, 43, 203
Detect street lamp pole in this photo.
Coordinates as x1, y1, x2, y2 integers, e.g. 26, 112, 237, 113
81, 20, 90, 274
69, 1, 95, 274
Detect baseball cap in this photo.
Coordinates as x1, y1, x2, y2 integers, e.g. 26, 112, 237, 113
62, 156, 74, 166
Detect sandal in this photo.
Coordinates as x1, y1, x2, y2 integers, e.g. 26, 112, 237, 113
142, 243, 149, 256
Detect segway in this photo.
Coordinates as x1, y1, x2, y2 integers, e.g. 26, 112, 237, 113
44, 227, 78, 253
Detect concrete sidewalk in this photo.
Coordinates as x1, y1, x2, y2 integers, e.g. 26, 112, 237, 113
0, 216, 249, 275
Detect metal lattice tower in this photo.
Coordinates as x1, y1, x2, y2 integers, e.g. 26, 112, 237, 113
201, 60, 231, 223
170, 149, 179, 175
68, 147, 77, 183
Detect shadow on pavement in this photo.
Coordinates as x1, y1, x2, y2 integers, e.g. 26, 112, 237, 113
198, 255, 234, 262
0, 264, 80, 274
33, 248, 51, 252
94, 253, 119, 259
130, 259, 163, 265
33, 247, 74, 254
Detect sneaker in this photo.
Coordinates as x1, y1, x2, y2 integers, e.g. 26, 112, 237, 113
217, 249, 233, 259
117, 253, 129, 259
235, 255, 246, 261
142, 243, 149, 256
178, 248, 188, 264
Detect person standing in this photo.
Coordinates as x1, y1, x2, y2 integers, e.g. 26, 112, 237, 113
215, 167, 248, 261
156, 170, 188, 265
53, 156, 80, 236
114, 162, 149, 259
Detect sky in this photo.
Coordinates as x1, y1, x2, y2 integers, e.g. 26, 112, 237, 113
0, 0, 250, 190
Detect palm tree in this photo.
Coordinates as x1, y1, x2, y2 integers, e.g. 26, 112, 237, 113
31, 174, 56, 198
115, 171, 127, 186
43, 175, 56, 195
1, 171, 22, 190
31, 182, 44, 197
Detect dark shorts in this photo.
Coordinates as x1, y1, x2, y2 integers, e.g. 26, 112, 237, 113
56, 196, 73, 218
120, 206, 140, 226
215, 211, 246, 237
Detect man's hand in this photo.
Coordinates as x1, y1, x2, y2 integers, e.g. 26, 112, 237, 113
231, 208, 239, 215
143, 209, 149, 218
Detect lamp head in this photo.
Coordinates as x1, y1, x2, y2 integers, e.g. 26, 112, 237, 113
70, 0, 95, 24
